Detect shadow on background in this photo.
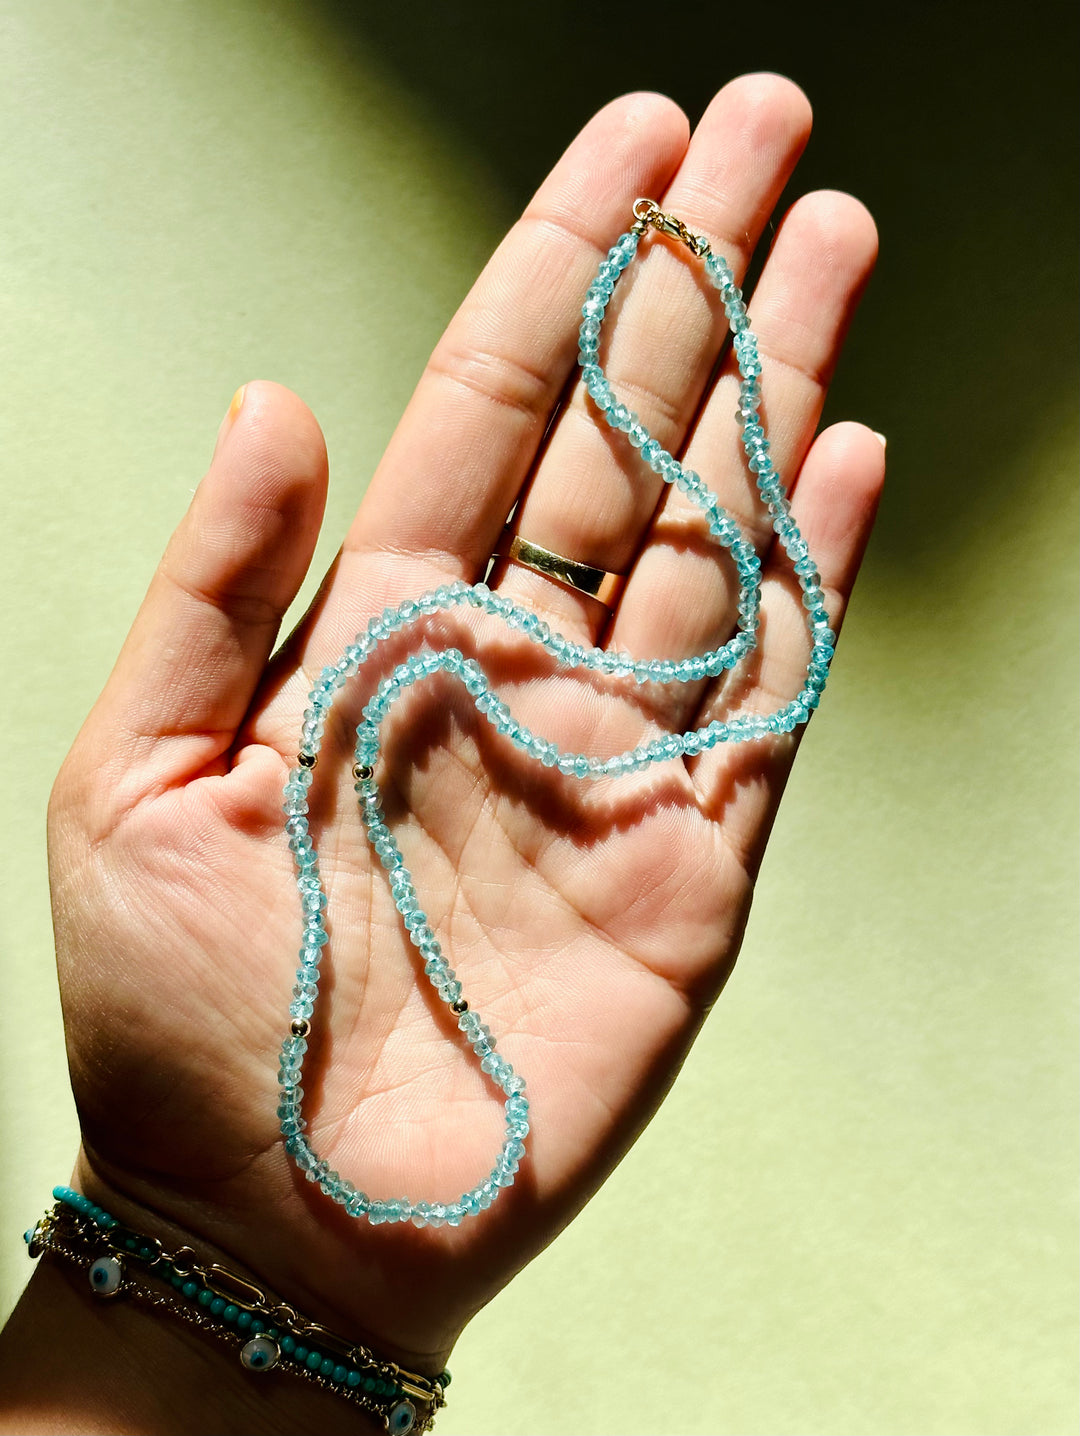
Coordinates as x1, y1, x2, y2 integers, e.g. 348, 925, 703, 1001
312, 0, 1079, 574
0, 4, 1075, 1427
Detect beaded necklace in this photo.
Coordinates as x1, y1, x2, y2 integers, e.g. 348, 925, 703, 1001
276, 201, 835, 1228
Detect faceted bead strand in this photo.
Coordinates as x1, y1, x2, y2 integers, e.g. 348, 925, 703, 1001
278, 206, 833, 1225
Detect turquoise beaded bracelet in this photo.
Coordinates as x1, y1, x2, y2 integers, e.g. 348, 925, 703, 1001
277, 201, 836, 1226
26, 1186, 448, 1434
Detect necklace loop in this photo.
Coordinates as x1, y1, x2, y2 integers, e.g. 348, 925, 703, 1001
275, 204, 837, 1228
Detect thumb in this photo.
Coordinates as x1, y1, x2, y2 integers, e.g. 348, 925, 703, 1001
67, 380, 328, 816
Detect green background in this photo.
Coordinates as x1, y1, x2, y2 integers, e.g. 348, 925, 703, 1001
1, 2, 1076, 1433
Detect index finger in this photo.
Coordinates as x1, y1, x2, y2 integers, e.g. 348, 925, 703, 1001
327, 93, 691, 602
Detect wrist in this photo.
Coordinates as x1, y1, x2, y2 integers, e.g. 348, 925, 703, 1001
74, 1147, 463, 1377
3, 1180, 450, 1436
0, 1261, 385, 1436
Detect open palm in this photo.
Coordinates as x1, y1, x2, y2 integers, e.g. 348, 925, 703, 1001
48, 76, 882, 1372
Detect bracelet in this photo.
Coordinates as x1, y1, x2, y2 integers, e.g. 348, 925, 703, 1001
25, 1186, 449, 1435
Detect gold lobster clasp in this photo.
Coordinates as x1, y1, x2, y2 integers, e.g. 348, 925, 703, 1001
631, 198, 710, 256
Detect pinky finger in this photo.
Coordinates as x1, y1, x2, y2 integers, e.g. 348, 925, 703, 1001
691, 420, 885, 873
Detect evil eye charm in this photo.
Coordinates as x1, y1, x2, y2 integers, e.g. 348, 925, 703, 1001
240, 1335, 280, 1372
388, 1399, 416, 1434
88, 1255, 123, 1297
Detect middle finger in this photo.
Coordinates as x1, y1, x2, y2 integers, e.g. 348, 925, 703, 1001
491, 74, 812, 642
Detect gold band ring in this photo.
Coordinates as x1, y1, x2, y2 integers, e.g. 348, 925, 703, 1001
493, 534, 626, 607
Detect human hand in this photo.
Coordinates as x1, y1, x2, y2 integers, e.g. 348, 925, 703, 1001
45, 72, 882, 1393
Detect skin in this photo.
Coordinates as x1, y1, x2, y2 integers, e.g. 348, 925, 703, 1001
0, 75, 883, 1435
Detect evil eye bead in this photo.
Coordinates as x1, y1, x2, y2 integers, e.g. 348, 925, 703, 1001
240, 1336, 280, 1372
88, 1255, 123, 1297
389, 1399, 417, 1434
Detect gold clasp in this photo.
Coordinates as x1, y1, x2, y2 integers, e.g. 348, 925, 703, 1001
631, 198, 710, 257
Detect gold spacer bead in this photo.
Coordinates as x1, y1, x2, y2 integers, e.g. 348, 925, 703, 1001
297, 752, 317, 769
290, 1019, 310, 1039
352, 764, 374, 782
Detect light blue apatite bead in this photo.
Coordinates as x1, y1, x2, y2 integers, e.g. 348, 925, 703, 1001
277, 207, 837, 1227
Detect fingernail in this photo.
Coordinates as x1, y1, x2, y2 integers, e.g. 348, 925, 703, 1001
213, 385, 247, 459
872, 430, 887, 449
